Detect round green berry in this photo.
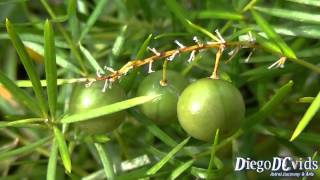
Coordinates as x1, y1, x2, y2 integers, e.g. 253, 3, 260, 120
177, 78, 245, 141
137, 70, 188, 125
69, 81, 126, 134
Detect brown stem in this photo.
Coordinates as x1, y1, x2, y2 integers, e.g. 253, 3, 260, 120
160, 60, 168, 86
95, 41, 255, 82
210, 46, 223, 79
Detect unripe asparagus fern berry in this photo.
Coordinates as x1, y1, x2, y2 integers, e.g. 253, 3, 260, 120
69, 81, 126, 134
137, 70, 188, 125
177, 78, 245, 141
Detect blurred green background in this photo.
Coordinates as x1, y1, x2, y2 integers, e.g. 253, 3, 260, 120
0, 0, 319, 179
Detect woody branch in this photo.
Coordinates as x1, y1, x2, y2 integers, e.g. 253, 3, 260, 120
94, 41, 256, 82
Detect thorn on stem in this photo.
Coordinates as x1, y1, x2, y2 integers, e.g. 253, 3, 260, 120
85, 80, 95, 88
147, 46, 161, 56
96, 69, 103, 78
108, 79, 113, 89
245, 49, 255, 63
193, 36, 203, 47
187, 50, 196, 63
215, 29, 226, 52
102, 79, 109, 92
174, 40, 185, 48
104, 66, 116, 73
167, 50, 179, 61
215, 29, 226, 43
268, 57, 287, 69
148, 60, 155, 73
225, 46, 240, 64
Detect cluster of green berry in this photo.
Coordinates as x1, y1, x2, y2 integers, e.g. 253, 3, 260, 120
69, 70, 245, 141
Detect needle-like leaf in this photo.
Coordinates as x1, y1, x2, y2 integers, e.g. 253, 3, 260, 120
44, 20, 57, 119
6, 18, 48, 117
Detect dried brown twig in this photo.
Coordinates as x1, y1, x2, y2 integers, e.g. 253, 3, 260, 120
93, 41, 255, 85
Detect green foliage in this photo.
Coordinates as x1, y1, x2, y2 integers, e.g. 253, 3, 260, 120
47, 139, 58, 180
53, 126, 72, 173
94, 143, 115, 180
291, 91, 320, 141
62, 95, 159, 124
0, 136, 51, 161
251, 10, 297, 59
0, 71, 40, 115
44, 20, 57, 118
146, 137, 190, 176
0, 0, 319, 179
6, 19, 48, 117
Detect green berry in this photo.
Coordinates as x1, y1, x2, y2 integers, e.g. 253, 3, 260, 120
177, 78, 245, 141
69, 81, 126, 134
137, 70, 188, 125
